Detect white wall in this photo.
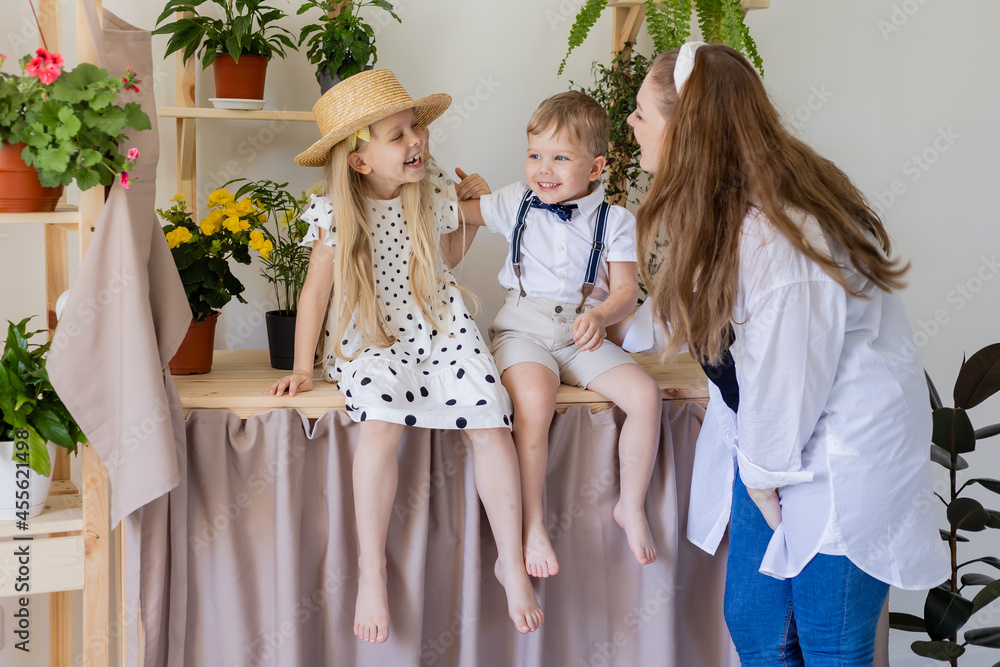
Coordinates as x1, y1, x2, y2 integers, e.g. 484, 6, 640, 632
3, 0, 1000, 664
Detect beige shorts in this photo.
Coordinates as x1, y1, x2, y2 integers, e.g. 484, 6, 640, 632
488, 291, 636, 388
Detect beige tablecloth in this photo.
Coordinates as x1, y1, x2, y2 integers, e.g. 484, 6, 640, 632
134, 403, 738, 666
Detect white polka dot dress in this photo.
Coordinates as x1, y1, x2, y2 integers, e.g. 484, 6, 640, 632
299, 161, 513, 430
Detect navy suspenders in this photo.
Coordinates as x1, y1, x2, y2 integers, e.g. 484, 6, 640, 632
510, 189, 612, 314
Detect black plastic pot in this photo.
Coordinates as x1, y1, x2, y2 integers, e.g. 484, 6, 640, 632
319, 65, 374, 94
265, 310, 297, 370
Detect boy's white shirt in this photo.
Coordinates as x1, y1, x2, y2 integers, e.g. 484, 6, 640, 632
479, 181, 636, 307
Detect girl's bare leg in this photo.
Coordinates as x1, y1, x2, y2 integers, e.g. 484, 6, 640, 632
587, 364, 662, 565
465, 427, 545, 633
353, 419, 405, 643
501, 363, 561, 577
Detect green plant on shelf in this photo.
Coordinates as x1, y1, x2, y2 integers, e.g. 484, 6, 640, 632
0, 318, 86, 477
152, 0, 298, 69
297, 0, 400, 85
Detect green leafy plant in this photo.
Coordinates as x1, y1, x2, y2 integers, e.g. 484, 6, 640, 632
0, 318, 86, 476
889, 343, 1000, 665
558, 0, 763, 76
296, 0, 400, 85
152, 0, 297, 69
0, 51, 149, 189
229, 178, 313, 314
159, 189, 267, 322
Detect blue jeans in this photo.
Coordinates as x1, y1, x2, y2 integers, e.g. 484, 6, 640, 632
724, 475, 889, 666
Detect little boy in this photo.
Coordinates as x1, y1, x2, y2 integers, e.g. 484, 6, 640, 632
461, 91, 663, 577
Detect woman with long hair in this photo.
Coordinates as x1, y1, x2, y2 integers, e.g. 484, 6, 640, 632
628, 43, 948, 663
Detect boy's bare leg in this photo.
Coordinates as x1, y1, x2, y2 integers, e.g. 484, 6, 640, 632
353, 420, 405, 643
587, 364, 662, 565
465, 428, 545, 633
502, 362, 561, 577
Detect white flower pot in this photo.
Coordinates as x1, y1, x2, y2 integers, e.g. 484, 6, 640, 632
0, 440, 57, 521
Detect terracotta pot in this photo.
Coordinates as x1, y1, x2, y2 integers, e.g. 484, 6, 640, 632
212, 54, 269, 100
0, 141, 64, 213
169, 313, 219, 375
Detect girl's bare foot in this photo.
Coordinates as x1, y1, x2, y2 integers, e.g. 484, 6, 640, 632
613, 500, 657, 565
495, 559, 545, 633
523, 520, 560, 578
354, 566, 390, 644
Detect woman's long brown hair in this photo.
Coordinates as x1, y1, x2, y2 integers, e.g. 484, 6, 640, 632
636, 45, 908, 365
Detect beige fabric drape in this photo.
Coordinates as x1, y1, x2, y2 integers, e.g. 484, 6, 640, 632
136, 403, 739, 666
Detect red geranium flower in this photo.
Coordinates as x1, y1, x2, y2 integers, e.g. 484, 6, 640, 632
26, 48, 63, 85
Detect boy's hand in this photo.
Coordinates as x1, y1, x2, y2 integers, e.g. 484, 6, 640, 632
269, 370, 313, 396
573, 310, 607, 351
455, 168, 490, 200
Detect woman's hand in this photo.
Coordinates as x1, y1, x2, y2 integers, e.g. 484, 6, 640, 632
455, 168, 490, 200
747, 486, 782, 530
573, 310, 608, 351
269, 370, 313, 397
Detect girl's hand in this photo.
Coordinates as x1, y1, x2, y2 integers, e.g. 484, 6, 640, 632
269, 370, 313, 397
455, 168, 490, 200
747, 487, 782, 530
573, 310, 607, 351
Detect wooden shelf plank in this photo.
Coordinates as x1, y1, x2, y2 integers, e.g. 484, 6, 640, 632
608, 0, 768, 8
159, 107, 314, 122
175, 349, 708, 418
0, 204, 80, 226
0, 535, 85, 596
0, 485, 83, 539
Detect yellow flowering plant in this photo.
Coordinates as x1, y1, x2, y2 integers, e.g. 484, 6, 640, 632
226, 178, 310, 315
158, 189, 266, 322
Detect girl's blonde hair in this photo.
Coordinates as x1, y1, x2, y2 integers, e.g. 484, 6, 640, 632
636, 45, 908, 365
321, 138, 470, 361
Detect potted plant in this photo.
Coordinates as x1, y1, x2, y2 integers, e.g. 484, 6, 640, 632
230, 179, 312, 369
297, 0, 400, 93
159, 190, 267, 374
0, 50, 148, 212
153, 0, 298, 100
889, 343, 1000, 664
0, 318, 86, 520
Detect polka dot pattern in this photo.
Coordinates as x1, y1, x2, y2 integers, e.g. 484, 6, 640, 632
300, 160, 512, 431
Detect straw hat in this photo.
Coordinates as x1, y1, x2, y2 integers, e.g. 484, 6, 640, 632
294, 69, 451, 167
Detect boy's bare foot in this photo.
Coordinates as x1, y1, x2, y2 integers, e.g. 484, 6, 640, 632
523, 520, 560, 578
495, 559, 545, 634
354, 567, 390, 644
614, 500, 658, 565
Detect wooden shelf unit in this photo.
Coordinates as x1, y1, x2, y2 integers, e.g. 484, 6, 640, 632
0, 481, 85, 597
0, 204, 81, 227
159, 106, 314, 122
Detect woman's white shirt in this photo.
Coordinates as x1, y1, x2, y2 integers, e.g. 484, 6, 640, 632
685, 208, 948, 589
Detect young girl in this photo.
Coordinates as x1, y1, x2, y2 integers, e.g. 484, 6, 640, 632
269, 69, 543, 644
627, 43, 948, 663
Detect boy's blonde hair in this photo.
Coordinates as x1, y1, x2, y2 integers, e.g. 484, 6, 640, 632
526, 91, 610, 158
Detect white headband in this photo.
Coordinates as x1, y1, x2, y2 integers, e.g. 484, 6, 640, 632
673, 41, 707, 94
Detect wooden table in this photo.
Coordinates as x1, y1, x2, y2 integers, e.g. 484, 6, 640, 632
174, 350, 709, 416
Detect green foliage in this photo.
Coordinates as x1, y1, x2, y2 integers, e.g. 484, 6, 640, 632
0, 56, 149, 189
0, 318, 87, 476
159, 190, 268, 322
558, 0, 607, 77
890, 343, 1000, 664
228, 178, 313, 313
296, 0, 400, 84
558, 0, 764, 76
152, 0, 298, 70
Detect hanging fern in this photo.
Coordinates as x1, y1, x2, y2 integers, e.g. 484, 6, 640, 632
644, 0, 692, 52
719, 0, 763, 73
695, 0, 723, 43
557, 0, 765, 76
558, 0, 609, 76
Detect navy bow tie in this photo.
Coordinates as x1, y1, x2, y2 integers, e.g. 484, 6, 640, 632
529, 196, 578, 222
